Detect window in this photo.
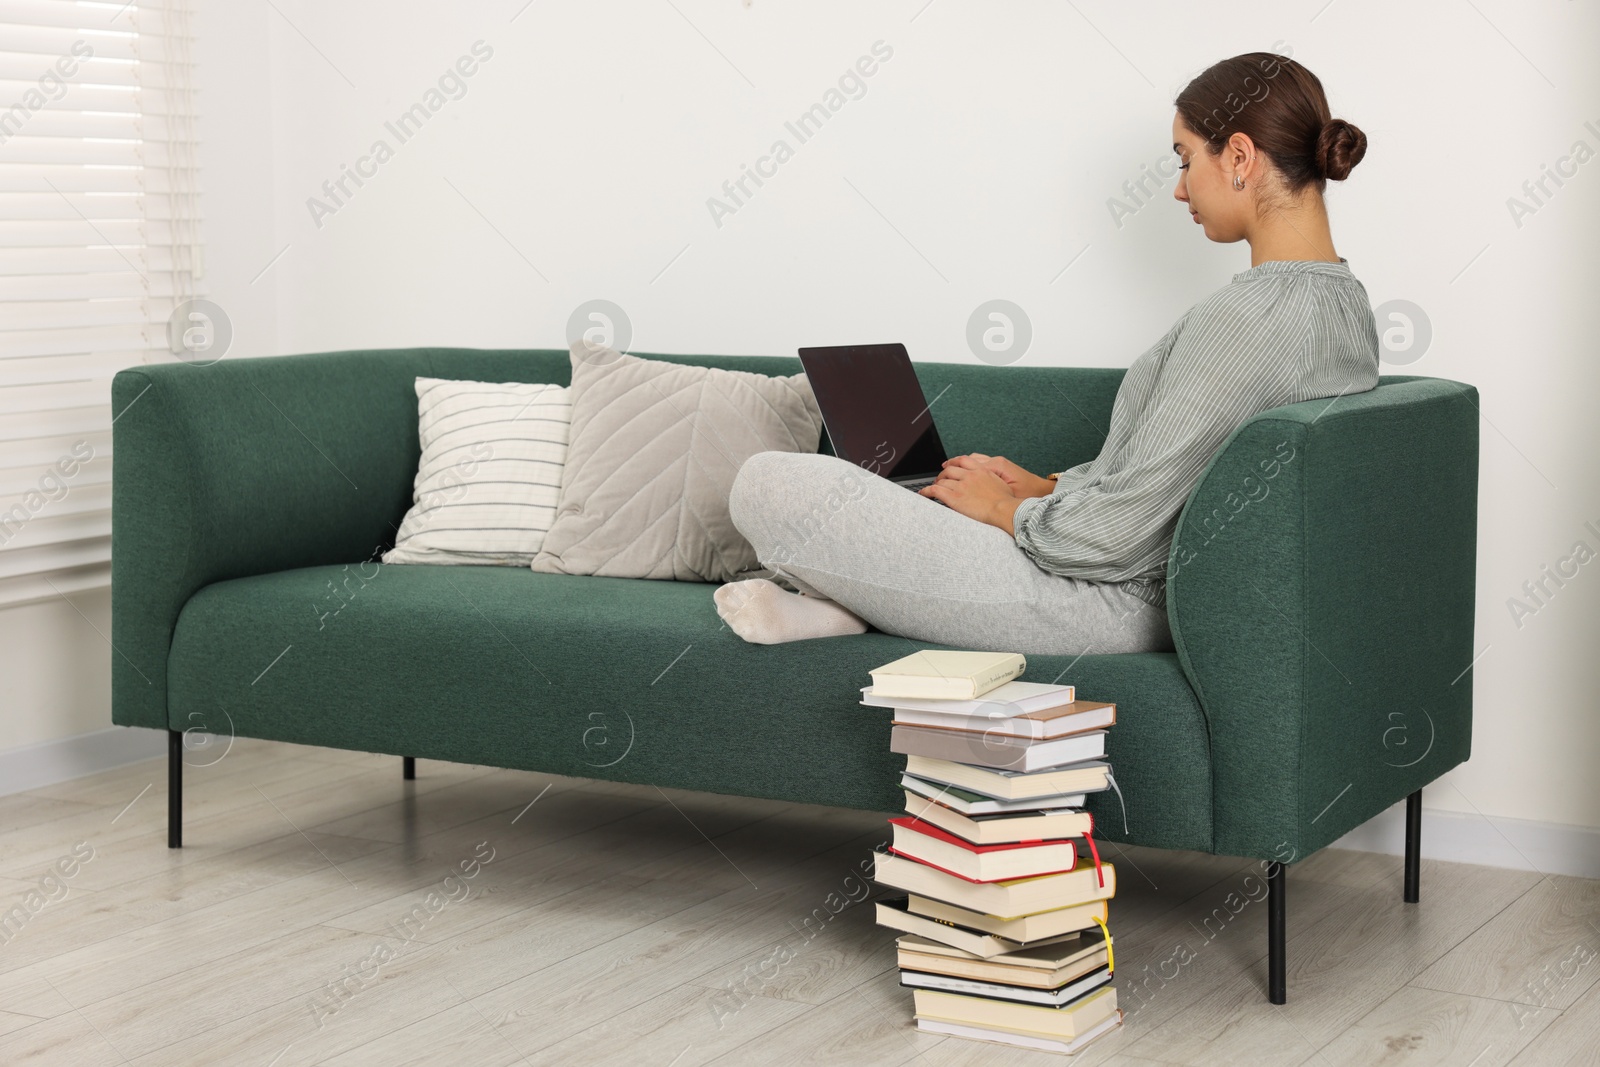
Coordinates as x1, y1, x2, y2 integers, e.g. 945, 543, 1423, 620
0, 0, 200, 607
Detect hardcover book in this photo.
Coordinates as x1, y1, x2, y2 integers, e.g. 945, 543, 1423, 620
873, 851, 1116, 917
904, 754, 1111, 801
913, 983, 1119, 1039
888, 816, 1079, 882
901, 774, 1088, 815
889, 699, 1114, 740
891, 725, 1107, 773
914, 1011, 1123, 1055
861, 679, 1075, 715
902, 789, 1092, 845
874, 897, 1084, 959
894, 931, 1111, 990
869, 650, 1026, 700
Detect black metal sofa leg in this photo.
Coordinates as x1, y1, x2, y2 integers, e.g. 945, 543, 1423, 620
1261, 789, 1422, 1003
1268, 861, 1286, 1004
403, 757, 416, 780
1404, 788, 1422, 903
168, 729, 182, 849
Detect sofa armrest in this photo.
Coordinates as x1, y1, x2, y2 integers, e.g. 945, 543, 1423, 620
1166, 376, 1480, 861
110, 347, 574, 730
111, 351, 423, 729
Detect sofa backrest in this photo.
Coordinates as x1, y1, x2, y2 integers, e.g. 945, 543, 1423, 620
350, 347, 1132, 485
120, 343, 1129, 571
110, 346, 1125, 732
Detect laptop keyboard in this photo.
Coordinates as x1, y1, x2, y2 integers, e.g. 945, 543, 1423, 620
898, 476, 937, 492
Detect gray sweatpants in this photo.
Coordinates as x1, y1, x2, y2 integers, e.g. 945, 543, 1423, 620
727, 451, 1175, 657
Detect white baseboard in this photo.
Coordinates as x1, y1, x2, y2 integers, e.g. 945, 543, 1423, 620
1331, 800, 1600, 881
0, 726, 167, 797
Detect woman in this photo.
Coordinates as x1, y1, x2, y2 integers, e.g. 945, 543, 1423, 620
716, 52, 1378, 656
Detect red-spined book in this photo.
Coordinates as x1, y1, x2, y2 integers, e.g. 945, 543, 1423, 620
888, 816, 1079, 883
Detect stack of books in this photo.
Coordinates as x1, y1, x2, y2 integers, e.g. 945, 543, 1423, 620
865, 649, 1123, 1056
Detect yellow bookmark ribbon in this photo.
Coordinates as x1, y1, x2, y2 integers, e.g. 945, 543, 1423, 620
1093, 913, 1114, 974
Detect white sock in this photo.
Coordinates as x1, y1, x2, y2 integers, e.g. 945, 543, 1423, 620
714, 579, 868, 644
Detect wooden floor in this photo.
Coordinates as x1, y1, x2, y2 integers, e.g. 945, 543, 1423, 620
0, 739, 1597, 1066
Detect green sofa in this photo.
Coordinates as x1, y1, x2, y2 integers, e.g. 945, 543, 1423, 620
110, 347, 1479, 1003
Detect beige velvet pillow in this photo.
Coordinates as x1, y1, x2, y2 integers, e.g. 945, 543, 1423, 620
530, 342, 823, 582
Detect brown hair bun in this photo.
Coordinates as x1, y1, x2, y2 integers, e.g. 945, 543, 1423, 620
1316, 118, 1366, 181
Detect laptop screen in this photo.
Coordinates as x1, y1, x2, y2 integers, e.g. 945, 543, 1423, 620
798, 344, 949, 481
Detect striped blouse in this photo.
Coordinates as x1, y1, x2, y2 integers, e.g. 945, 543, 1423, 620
1011, 257, 1381, 610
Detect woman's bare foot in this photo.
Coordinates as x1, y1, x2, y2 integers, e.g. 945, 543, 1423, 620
714, 579, 867, 644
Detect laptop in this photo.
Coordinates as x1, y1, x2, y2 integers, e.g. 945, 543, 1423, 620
797, 343, 950, 492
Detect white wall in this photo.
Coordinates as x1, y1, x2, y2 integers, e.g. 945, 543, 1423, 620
0, 588, 112, 751
11, 1, 1600, 860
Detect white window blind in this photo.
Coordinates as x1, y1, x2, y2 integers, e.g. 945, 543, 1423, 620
0, 0, 200, 608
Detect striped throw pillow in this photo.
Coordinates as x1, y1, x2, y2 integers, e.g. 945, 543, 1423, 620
383, 377, 571, 565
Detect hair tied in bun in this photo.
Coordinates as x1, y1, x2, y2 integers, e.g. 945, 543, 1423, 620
1317, 118, 1366, 182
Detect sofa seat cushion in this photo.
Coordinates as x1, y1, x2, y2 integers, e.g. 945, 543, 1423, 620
168, 564, 1213, 850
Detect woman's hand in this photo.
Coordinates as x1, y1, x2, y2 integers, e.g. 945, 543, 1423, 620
919, 463, 1022, 535
939, 454, 1056, 499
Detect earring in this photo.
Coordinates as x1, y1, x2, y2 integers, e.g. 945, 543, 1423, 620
1233, 174, 1245, 190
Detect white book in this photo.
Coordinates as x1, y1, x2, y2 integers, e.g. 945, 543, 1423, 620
901, 773, 1088, 815
906, 754, 1111, 802
899, 966, 1113, 1007
891, 727, 1106, 774
903, 789, 1092, 845
868, 650, 1025, 700
861, 679, 1074, 715
914, 1011, 1123, 1055
892, 702, 1115, 742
